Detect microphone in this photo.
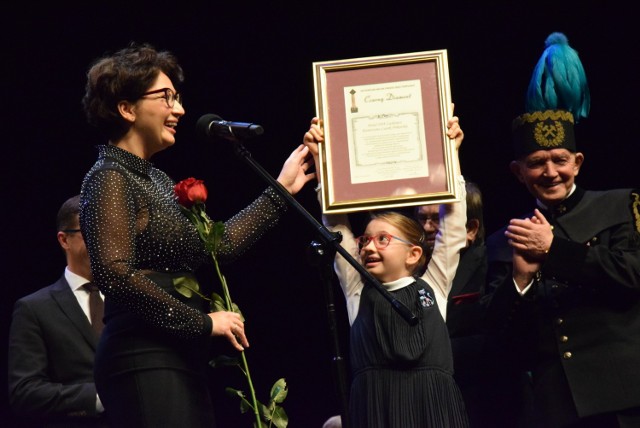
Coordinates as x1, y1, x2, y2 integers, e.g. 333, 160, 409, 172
197, 113, 264, 141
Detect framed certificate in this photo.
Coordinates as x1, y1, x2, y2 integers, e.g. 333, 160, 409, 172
313, 50, 460, 214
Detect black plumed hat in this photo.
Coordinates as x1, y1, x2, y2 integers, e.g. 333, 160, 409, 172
512, 32, 590, 158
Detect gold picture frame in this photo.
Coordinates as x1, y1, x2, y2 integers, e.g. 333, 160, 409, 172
313, 49, 460, 214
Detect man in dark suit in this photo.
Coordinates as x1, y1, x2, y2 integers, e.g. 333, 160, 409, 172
485, 33, 640, 427
7, 195, 108, 427
417, 182, 532, 428
415, 181, 488, 336
440, 183, 490, 427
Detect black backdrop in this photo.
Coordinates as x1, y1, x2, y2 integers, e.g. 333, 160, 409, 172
3, 2, 639, 427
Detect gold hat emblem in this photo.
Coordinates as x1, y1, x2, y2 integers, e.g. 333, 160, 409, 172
534, 120, 566, 148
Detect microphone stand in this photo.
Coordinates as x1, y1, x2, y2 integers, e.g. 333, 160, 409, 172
229, 139, 419, 428
307, 240, 351, 428
230, 140, 419, 326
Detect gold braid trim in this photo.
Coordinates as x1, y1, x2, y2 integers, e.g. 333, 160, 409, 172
632, 192, 640, 233
513, 110, 575, 127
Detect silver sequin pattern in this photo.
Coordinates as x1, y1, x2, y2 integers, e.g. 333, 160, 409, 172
80, 145, 287, 339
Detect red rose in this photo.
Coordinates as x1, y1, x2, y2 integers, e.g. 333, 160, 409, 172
174, 177, 208, 208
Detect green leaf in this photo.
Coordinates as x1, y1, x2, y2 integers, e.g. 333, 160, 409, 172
179, 205, 199, 224
211, 221, 225, 251
172, 276, 200, 298
230, 302, 244, 319
270, 378, 288, 404
203, 236, 216, 253
210, 292, 227, 312
225, 387, 244, 398
225, 388, 253, 414
270, 406, 289, 428
239, 397, 253, 414
257, 402, 271, 421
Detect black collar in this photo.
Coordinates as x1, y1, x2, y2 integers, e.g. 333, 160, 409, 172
538, 186, 586, 218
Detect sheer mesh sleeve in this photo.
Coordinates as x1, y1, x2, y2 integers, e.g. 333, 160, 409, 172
81, 168, 212, 339
216, 186, 288, 263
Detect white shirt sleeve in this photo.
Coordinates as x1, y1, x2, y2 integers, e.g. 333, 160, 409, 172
421, 175, 468, 320
317, 187, 365, 325
322, 211, 364, 326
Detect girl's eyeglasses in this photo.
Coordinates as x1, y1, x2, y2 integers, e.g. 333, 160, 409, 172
355, 233, 413, 251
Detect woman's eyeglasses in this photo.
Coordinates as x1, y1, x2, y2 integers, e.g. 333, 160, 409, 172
140, 88, 182, 108
355, 233, 413, 251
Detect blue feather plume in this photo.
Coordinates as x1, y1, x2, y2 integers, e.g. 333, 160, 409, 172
526, 32, 590, 122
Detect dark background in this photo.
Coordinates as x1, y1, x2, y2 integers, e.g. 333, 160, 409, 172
3, 2, 638, 427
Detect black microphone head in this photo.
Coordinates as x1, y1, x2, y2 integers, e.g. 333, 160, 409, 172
197, 113, 264, 141
246, 124, 264, 137
196, 113, 222, 137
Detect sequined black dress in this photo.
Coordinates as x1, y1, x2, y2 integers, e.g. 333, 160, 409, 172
349, 278, 468, 428
80, 145, 288, 427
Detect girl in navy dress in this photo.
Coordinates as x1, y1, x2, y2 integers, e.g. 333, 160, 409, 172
304, 116, 469, 428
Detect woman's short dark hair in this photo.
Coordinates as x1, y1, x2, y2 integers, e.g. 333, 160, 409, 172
82, 42, 184, 141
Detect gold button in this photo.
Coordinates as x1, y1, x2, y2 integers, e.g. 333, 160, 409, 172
556, 318, 564, 325
563, 352, 572, 359
560, 335, 568, 343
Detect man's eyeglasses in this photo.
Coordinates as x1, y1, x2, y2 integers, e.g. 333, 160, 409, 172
416, 213, 440, 226
62, 229, 82, 234
140, 88, 182, 108
355, 233, 413, 251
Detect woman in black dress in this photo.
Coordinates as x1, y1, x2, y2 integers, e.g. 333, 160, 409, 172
80, 43, 315, 427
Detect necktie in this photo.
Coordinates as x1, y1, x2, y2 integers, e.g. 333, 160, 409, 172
83, 282, 104, 336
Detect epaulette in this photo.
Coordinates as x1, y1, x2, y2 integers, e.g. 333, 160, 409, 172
631, 190, 640, 234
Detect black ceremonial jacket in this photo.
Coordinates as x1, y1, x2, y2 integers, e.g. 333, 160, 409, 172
485, 186, 640, 419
